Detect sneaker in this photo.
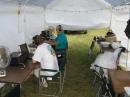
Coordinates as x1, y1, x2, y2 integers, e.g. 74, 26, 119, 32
41, 78, 48, 88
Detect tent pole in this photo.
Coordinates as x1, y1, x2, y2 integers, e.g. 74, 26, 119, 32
23, 0, 30, 43
17, 2, 21, 34
43, 7, 47, 30
23, 3, 27, 43
109, 7, 113, 29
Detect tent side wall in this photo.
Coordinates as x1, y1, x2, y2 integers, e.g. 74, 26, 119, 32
46, 9, 111, 30
45, 0, 112, 30
0, 3, 45, 52
110, 5, 130, 67
22, 6, 45, 44
0, 4, 25, 52
111, 5, 129, 48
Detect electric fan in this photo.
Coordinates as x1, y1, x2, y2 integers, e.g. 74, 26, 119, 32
0, 46, 10, 77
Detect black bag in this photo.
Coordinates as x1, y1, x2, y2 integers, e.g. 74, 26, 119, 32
125, 19, 130, 39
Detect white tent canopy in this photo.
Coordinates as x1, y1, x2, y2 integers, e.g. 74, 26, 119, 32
46, 0, 111, 30
0, 0, 129, 52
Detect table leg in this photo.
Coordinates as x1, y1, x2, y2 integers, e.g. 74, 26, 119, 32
4, 84, 20, 97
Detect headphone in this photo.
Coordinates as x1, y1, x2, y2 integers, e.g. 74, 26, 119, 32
58, 25, 63, 31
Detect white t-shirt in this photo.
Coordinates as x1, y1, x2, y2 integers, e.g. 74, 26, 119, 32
33, 43, 59, 76
90, 48, 123, 78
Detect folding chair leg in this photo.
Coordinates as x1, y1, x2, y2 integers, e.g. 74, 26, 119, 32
103, 92, 107, 97
92, 75, 98, 87
108, 91, 113, 97
96, 86, 102, 97
59, 72, 62, 95
38, 76, 41, 94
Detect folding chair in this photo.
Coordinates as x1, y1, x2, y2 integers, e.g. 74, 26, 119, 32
39, 68, 62, 97
91, 66, 100, 87
88, 37, 96, 56
94, 65, 114, 97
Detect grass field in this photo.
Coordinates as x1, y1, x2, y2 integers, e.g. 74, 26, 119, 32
20, 28, 108, 97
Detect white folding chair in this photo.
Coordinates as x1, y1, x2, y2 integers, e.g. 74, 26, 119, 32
94, 65, 114, 97
88, 39, 96, 56
39, 68, 62, 97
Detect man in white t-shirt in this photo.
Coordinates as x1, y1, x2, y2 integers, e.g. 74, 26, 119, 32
32, 35, 59, 87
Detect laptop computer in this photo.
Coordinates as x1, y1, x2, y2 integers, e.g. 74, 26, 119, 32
10, 43, 34, 67
19, 43, 34, 59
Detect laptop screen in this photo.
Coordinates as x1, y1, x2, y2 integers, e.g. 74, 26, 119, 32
19, 43, 29, 54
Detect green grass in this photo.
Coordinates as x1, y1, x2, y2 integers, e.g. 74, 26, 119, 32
20, 28, 108, 97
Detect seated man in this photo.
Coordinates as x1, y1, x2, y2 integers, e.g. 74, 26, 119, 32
105, 29, 117, 42
32, 35, 41, 47
32, 36, 59, 87
88, 36, 96, 56
105, 29, 115, 37
40, 29, 56, 50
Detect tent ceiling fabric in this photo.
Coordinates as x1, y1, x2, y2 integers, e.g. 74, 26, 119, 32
0, 0, 130, 52
45, 0, 112, 30
47, 0, 111, 11
0, 0, 53, 7
0, 0, 130, 7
